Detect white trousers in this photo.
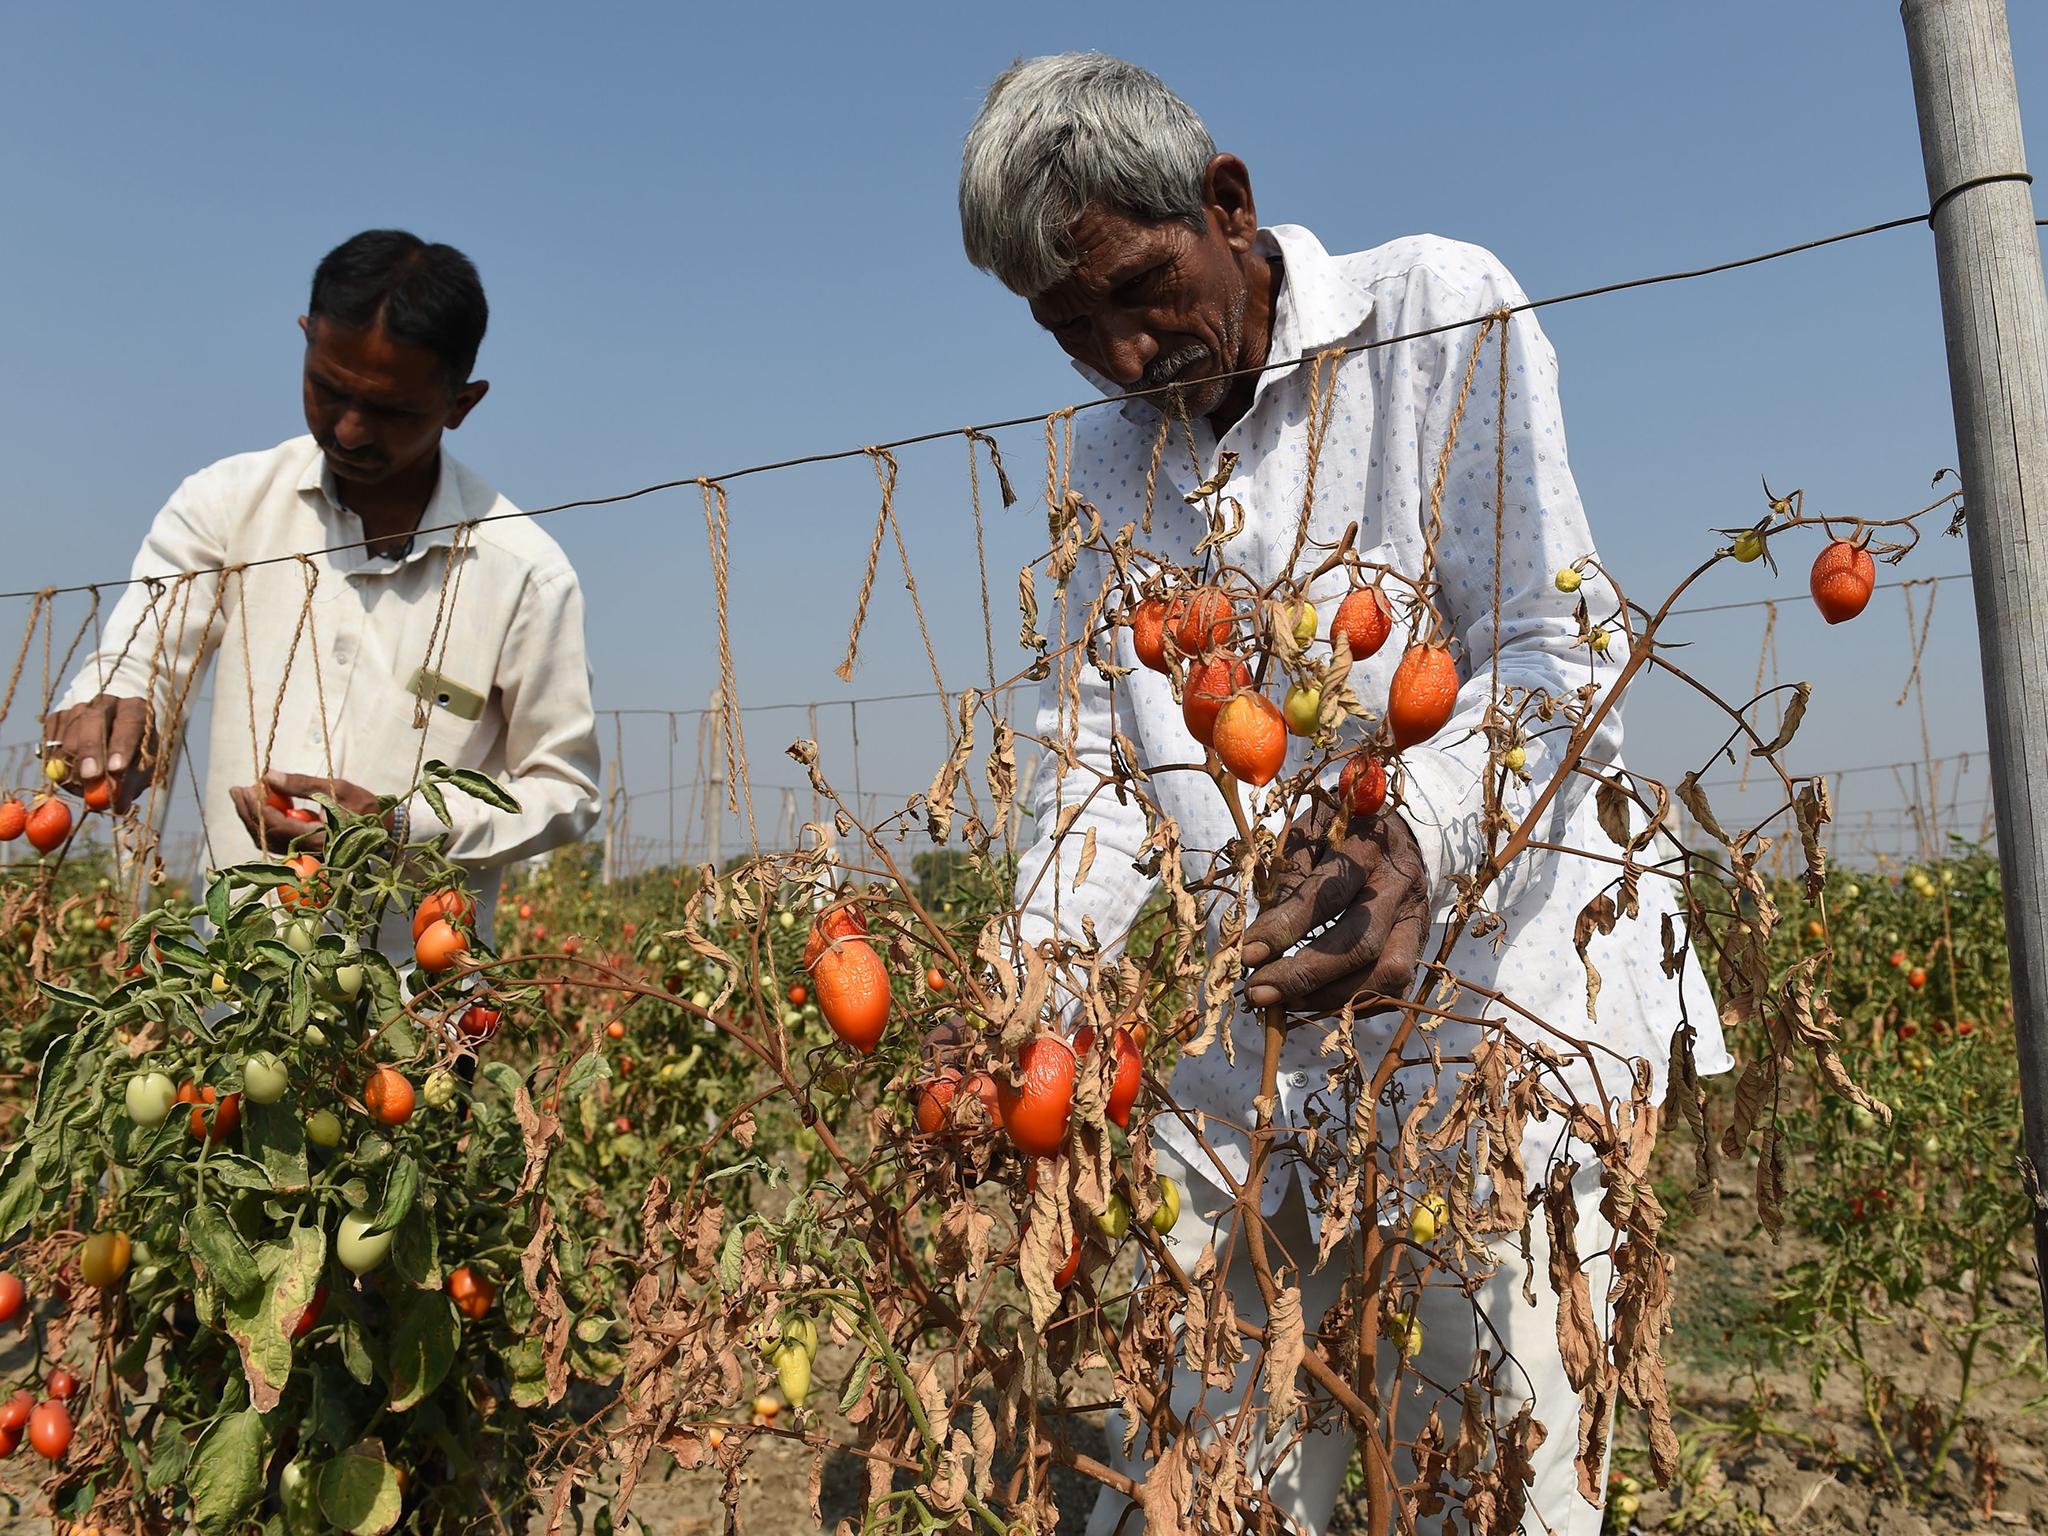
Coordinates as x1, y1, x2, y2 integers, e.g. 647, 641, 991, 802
1085, 1146, 1616, 1536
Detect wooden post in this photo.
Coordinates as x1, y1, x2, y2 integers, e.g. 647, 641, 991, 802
1902, 0, 2048, 1325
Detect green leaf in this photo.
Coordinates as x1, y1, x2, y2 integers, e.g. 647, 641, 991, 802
207, 873, 230, 931
204, 1152, 281, 1192
37, 979, 102, 1012
325, 822, 387, 871
186, 1203, 263, 1299
418, 778, 451, 830
288, 964, 312, 1033
506, 1338, 549, 1409
385, 1290, 460, 1411
189, 1407, 266, 1535
433, 765, 521, 814
369, 1155, 419, 1233
337, 1318, 377, 1388
0, 1141, 38, 1245
251, 939, 304, 969
318, 1442, 405, 1536
145, 1414, 192, 1490
839, 1352, 877, 1415
217, 861, 302, 891
245, 1099, 309, 1193
390, 1201, 440, 1289
157, 934, 213, 971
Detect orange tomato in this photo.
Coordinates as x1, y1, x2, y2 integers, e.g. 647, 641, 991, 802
81, 777, 114, 812
812, 937, 891, 1053
1182, 653, 1252, 748
25, 796, 72, 854
915, 1069, 961, 1135
1810, 540, 1876, 625
1386, 645, 1459, 749
414, 918, 468, 973
787, 983, 808, 1007
803, 903, 869, 968
1339, 754, 1388, 818
605, 1020, 625, 1040
277, 853, 327, 909
1211, 692, 1288, 786
998, 1036, 1077, 1157
1330, 587, 1392, 661
1172, 586, 1234, 656
363, 1067, 415, 1126
412, 889, 472, 941
1131, 596, 1171, 673
1074, 1025, 1142, 1129
0, 799, 24, 841
185, 1085, 242, 1143
446, 1265, 497, 1321
925, 967, 949, 995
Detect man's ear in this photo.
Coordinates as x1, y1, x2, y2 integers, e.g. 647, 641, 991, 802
445, 379, 490, 430
1204, 154, 1259, 252
297, 314, 310, 340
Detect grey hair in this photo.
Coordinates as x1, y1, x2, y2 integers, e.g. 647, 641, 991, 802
959, 53, 1216, 297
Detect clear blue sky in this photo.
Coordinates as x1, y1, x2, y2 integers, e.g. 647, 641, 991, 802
2, 2, 2041, 867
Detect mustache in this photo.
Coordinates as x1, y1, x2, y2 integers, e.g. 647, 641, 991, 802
1144, 344, 1210, 390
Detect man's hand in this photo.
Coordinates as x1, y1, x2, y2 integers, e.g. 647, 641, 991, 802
1240, 803, 1431, 1015
43, 694, 154, 811
228, 769, 391, 854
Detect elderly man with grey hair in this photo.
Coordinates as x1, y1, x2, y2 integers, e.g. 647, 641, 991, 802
957, 52, 1726, 1536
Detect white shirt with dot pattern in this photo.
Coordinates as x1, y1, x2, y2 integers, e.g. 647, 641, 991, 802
1014, 225, 1731, 1212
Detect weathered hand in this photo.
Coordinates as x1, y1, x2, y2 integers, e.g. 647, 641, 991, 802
1240, 802, 1431, 1015
228, 769, 390, 854
43, 693, 155, 810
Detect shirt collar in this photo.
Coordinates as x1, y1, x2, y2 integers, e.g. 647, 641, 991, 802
298, 440, 472, 574
1066, 223, 1376, 425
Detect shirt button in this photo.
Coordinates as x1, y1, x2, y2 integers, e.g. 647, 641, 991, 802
1289, 1070, 1309, 1089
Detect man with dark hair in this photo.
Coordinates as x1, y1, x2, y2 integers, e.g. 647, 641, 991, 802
45, 230, 599, 950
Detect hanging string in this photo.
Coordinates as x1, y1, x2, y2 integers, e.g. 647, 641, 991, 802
1281, 347, 1347, 579
698, 479, 756, 849
836, 451, 896, 684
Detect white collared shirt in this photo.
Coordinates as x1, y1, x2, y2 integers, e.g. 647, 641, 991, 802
1014, 226, 1731, 1204
60, 435, 601, 946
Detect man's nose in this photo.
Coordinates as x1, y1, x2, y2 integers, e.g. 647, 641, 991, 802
1096, 316, 1157, 386
332, 408, 373, 450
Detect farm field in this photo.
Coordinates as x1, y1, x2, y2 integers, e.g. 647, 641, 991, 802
0, 824, 2035, 1535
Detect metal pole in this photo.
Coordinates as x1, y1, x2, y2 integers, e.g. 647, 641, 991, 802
1902, 0, 2048, 1326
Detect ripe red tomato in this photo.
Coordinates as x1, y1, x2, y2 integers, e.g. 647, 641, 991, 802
915, 1069, 962, 1135
25, 796, 72, 854
1810, 540, 1876, 624
1330, 587, 1392, 661
446, 1265, 497, 1321
0, 798, 24, 841
458, 1003, 502, 1041
185, 1085, 242, 1143
1339, 754, 1388, 818
0, 1389, 31, 1430
81, 776, 114, 812
787, 983, 808, 1007
28, 1399, 71, 1459
1073, 1024, 1143, 1128
290, 1285, 328, 1340
0, 1272, 23, 1324
46, 1368, 78, 1401
277, 853, 327, 909
1131, 596, 1170, 673
998, 1037, 1078, 1157
1387, 644, 1460, 749
1907, 967, 1928, 991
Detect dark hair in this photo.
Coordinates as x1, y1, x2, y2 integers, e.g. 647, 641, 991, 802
307, 230, 489, 385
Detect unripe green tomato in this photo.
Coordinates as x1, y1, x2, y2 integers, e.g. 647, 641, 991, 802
781, 1008, 802, 1027
1920, 1134, 1942, 1158
691, 990, 711, 1009
1149, 1177, 1181, 1235
303, 1024, 328, 1048
1502, 746, 1527, 773
1731, 529, 1764, 563
1282, 685, 1321, 738
331, 956, 365, 998
242, 1052, 289, 1105
772, 1341, 810, 1407
1842, 882, 1861, 901
783, 1314, 819, 1356
79, 1228, 133, 1288
1554, 567, 1583, 592
778, 912, 794, 930
1589, 628, 1612, 655
124, 1071, 178, 1127
1850, 1105, 1877, 1133
1408, 1193, 1449, 1245
1096, 1193, 1131, 1241
281, 917, 320, 956
1612, 1492, 1641, 1518
423, 1070, 458, 1109
306, 1109, 343, 1148
336, 1211, 394, 1274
